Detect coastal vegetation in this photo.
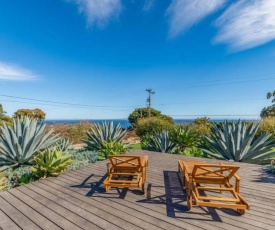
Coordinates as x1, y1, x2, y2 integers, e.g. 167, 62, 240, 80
2, 95, 275, 193
128, 107, 173, 127
0, 116, 101, 192
83, 121, 128, 159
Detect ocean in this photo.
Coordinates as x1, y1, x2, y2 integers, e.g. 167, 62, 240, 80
45, 119, 242, 128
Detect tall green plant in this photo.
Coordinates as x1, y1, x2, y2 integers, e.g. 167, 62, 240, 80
83, 121, 127, 150
0, 116, 59, 170
170, 126, 201, 153
201, 120, 275, 163
135, 117, 174, 137
99, 141, 128, 159
146, 131, 176, 153
31, 148, 72, 178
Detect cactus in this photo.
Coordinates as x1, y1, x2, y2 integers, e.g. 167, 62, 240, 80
31, 147, 72, 178
0, 116, 59, 168
83, 121, 127, 150
201, 120, 275, 163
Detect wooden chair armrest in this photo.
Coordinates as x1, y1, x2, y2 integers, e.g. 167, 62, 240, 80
234, 173, 241, 181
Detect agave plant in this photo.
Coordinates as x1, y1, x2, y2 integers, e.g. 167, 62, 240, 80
99, 141, 128, 159
170, 126, 201, 153
83, 121, 127, 150
201, 120, 275, 163
0, 116, 59, 169
56, 138, 74, 153
147, 131, 176, 153
31, 147, 72, 178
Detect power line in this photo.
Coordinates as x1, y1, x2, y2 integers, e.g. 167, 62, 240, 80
155, 77, 275, 90
0, 94, 144, 108
0, 99, 132, 112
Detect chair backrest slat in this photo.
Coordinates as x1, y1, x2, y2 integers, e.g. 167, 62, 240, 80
108, 155, 142, 167
192, 164, 239, 181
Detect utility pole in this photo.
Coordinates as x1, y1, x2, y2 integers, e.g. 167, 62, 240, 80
146, 89, 155, 117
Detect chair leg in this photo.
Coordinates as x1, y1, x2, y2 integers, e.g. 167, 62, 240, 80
142, 183, 145, 194
187, 178, 193, 210
237, 209, 245, 215
187, 195, 192, 210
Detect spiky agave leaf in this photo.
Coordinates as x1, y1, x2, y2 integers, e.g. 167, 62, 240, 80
31, 147, 72, 178
0, 116, 59, 168
82, 121, 127, 150
147, 131, 176, 153
201, 120, 275, 163
55, 138, 74, 153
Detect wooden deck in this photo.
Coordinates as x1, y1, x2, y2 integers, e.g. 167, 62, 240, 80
1, 150, 275, 230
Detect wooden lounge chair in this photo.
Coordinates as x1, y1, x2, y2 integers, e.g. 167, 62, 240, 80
178, 160, 250, 215
103, 155, 148, 193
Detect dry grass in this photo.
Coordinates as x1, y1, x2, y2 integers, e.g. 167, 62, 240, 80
46, 122, 140, 144
45, 121, 95, 144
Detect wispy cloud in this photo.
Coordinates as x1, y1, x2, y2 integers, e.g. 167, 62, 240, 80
167, 0, 226, 37
214, 0, 275, 51
143, 0, 155, 11
68, 0, 122, 27
0, 62, 39, 81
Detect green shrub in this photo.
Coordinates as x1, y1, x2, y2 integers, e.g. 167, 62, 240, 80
99, 141, 128, 159
71, 150, 98, 163
4, 166, 33, 189
257, 117, 275, 139
140, 134, 152, 150
31, 148, 72, 178
135, 117, 174, 137
177, 147, 203, 157
128, 108, 174, 127
187, 117, 213, 136
170, 126, 201, 153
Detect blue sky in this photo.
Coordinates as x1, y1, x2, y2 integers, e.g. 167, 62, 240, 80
0, 0, 275, 120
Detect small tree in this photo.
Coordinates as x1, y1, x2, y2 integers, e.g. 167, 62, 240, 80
128, 107, 173, 127
14, 108, 46, 123
0, 104, 12, 127
261, 91, 275, 118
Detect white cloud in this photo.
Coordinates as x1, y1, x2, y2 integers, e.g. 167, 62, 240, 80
167, 0, 226, 37
214, 0, 275, 51
0, 62, 39, 81
143, 0, 155, 11
69, 0, 122, 27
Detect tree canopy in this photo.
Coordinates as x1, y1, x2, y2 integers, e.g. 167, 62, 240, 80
0, 104, 12, 127
261, 91, 275, 118
128, 107, 173, 127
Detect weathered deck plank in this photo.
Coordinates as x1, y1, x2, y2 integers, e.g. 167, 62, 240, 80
1, 150, 275, 230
